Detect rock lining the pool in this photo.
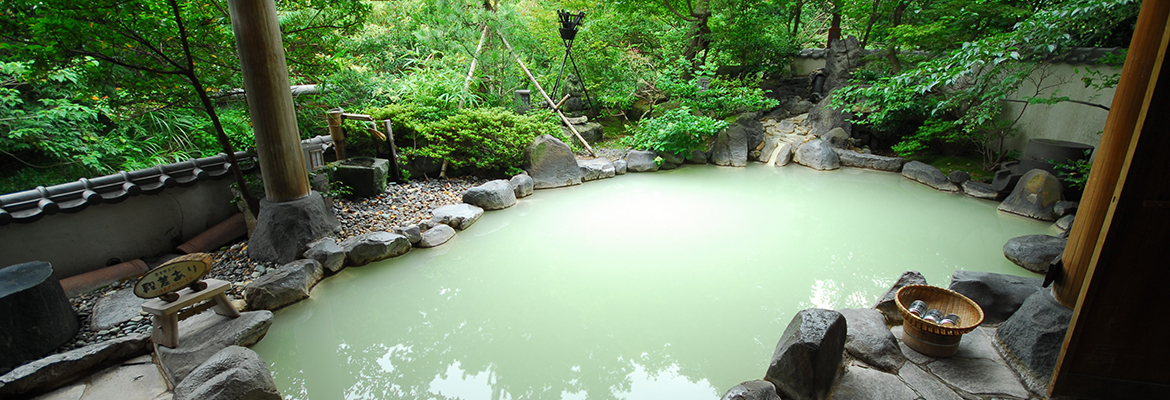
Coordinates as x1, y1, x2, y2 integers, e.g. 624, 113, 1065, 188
721, 271, 1059, 400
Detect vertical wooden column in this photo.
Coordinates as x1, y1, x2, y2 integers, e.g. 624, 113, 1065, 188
227, 0, 309, 202
1054, 1, 1170, 308
1049, 1, 1170, 397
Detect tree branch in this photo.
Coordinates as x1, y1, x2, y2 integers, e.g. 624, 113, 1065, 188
663, 0, 698, 22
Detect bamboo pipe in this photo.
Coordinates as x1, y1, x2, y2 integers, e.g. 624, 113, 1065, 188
496, 31, 597, 157
327, 109, 346, 160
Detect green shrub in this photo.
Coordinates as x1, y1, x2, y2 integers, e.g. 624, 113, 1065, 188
657, 60, 778, 119
400, 107, 560, 177
622, 106, 729, 155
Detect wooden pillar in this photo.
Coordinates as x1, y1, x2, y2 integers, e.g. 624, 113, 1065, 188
1049, 1, 1170, 397
1054, 0, 1170, 308
227, 0, 309, 202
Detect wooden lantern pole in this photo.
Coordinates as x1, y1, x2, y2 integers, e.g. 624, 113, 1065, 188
226, 0, 309, 203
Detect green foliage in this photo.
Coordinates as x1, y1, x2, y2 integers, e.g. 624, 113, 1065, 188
622, 106, 728, 155
1052, 150, 1093, 190
656, 60, 778, 119
836, 0, 1138, 169
400, 107, 559, 177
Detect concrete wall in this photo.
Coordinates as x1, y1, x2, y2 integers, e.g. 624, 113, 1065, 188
788, 56, 1116, 156
1002, 62, 1117, 156
0, 179, 238, 280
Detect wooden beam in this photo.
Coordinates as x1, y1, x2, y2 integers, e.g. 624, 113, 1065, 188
1050, 1, 1170, 397
1054, 0, 1170, 308
227, 0, 309, 202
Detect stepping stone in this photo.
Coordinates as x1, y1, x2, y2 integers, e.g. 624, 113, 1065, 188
156, 310, 273, 384
829, 363, 917, 400
432, 204, 484, 231
898, 363, 963, 400
927, 357, 1029, 398
91, 289, 146, 331
902, 161, 959, 192
30, 354, 169, 400
0, 335, 151, 397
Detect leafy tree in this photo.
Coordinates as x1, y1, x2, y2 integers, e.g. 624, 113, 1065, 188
836, 0, 1139, 169
0, 0, 366, 194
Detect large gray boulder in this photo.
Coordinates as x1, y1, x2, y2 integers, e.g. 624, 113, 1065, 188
393, 225, 422, 245
565, 122, 603, 147
737, 113, 766, 152
948, 170, 971, 185
765, 308, 847, 400
0, 334, 151, 397
462, 180, 517, 210
509, 174, 534, 198
418, 224, 456, 248
839, 308, 904, 372
525, 134, 582, 189
997, 169, 1063, 221
90, 289, 146, 331
794, 140, 841, 171
244, 259, 324, 311
173, 346, 281, 400
578, 158, 616, 181
303, 238, 346, 274
432, 203, 484, 230
711, 125, 749, 167
613, 159, 628, 175
247, 192, 339, 264
687, 150, 708, 164
808, 94, 852, 136
341, 232, 411, 266
872, 271, 928, 324
902, 161, 959, 192
833, 149, 903, 172
1003, 234, 1066, 274
948, 271, 1043, 325
720, 380, 781, 400
157, 311, 273, 384
995, 289, 1073, 395
626, 150, 659, 172
821, 127, 850, 148
962, 181, 1000, 200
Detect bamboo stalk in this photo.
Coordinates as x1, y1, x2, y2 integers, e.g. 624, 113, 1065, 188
496, 30, 597, 157
459, 24, 491, 109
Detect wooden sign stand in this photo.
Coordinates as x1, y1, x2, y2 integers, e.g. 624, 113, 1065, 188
141, 279, 238, 348
135, 253, 239, 348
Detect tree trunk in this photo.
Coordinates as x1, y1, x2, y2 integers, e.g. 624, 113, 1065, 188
886, 1, 909, 74
860, 0, 883, 49
682, 0, 711, 78
791, 0, 804, 36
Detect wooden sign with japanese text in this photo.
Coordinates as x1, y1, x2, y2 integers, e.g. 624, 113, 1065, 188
134, 253, 212, 299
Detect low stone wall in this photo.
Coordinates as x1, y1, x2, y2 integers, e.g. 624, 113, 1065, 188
0, 180, 238, 281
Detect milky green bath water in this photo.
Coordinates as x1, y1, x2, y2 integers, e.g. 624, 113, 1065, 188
252, 164, 1051, 400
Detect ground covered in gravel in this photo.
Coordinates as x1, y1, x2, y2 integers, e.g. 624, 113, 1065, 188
56, 176, 486, 353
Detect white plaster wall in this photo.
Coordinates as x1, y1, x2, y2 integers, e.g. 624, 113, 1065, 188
0, 179, 238, 280
1001, 62, 1118, 156
792, 57, 826, 76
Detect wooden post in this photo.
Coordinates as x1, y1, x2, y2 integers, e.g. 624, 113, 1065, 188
327, 109, 346, 161
227, 0, 309, 202
384, 120, 403, 183
1049, 2, 1170, 397
1054, 0, 1170, 309
496, 31, 598, 157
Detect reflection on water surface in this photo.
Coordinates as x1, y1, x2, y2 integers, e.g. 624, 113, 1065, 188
252, 164, 1050, 400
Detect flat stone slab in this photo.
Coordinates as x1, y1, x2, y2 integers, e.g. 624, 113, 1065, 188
31, 355, 170, 400
898, 363, 963, 400
0, 334, 151, 397
432, 204, 484, 230
829, 363, 917, 400
91, 289, 146, 331
927, 357, 1029, 398
157, 310, 273, 385
418, 224, 456, 248
833, 149, 903, 172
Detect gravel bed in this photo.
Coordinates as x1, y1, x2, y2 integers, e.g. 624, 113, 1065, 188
51, 176, 486, 354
